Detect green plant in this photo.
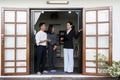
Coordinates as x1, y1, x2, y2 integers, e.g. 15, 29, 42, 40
98, 53, 108, 61
93, 53, 108, 67
93, 53, 108, 73
107, 61, 120, 77
93, 53, 120, 77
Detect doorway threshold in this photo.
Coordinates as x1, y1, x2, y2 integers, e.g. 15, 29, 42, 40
0, 74, 107, 78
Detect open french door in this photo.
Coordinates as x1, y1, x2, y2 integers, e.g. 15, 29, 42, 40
1, 8, 30, 75
82, 7, 112, 76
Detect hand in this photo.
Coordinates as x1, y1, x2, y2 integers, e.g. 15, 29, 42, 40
41, 39, 51, 43
40, 40, 48, 43
78, 28, 83, 32
53, 45, 57, 50
60, 37, 64, 40
47, 39, 51, 42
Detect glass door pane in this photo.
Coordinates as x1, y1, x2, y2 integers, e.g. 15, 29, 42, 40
5, 62, 15, 67
17, 11, 27, 22
16, 62, 26, 66
16, 49, 26, 60
98, 36, 109, 48
83, 7, 112, 76
86, 37, 96, 48
4, 37, 15, 48
5, 11, 15, 22
86, 68, 96, 73
98, 49, 109, 61
2, 8, 29, 75
5, 24, 15, 35
86, 24, 96, 35
98, 23, 109, 35
86, 62, 96, 67
16, 24, 27, 35
4, 49, 15, 60
5, 68, 15, 73
86, 49, 96, 60
16, 37, 26, 48
86, 11, 96, 22
98, 10, 109, 22
16, 68, 26, 73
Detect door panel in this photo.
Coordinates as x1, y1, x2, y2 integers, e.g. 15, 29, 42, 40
1, 8, 29, 75
83, 7, 112, 76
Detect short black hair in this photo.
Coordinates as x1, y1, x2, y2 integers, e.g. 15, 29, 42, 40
48, 24, 54, 34
67, 21, 73, 25
39, 22, 45, 28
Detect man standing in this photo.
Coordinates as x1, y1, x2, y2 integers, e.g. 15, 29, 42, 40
35, 22, 50, 75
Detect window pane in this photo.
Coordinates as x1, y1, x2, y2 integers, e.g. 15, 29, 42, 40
16, 49, 26, 60
98, 62, 109, 67
86, 62, 96, 67
4, 37, 15, 48
98, 36, 109, 48
98, 49, 109, 61
98, 23, 109, 35
86, 68, 96, 73
98, 10, 109, 22
5, 11, 15, 22
86, 37, 96, 48
86, 24, 96, 35
16, 24, 27, 35
98, 68, 108, 74
5, 62, 14, 67
5, 49, 15, 60
5, 24, 15, 35
16, 37, 26, 48
4, 68, 15, 73
17, 11, 27, 22
16, 68, 26, 72
86, 11, 96, 22
16, 62, 26, 66
86, 49, 96, 60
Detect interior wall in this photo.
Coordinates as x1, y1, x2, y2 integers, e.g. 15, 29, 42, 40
35, 12, 78, 33
0, 0, 120, 75
0, 5, 1, 75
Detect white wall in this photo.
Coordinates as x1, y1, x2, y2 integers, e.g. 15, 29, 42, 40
0, 0, 120, 75
0, 2, 1, 76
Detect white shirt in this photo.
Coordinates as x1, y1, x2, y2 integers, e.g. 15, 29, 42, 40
35, 30, 47, 46
67, 28, 72, 34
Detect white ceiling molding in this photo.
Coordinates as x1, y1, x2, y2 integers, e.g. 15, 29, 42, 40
47, 0, 69, 4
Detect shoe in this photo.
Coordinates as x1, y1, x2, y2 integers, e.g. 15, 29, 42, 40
64, 71, 68, 73
67, 72, 73, 74
43, 70, 48, 73
37, 72, 41, 75
50, 70, 56, 73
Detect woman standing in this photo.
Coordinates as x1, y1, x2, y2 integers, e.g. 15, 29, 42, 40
61, 21, 82, 74
47, 24, 57, 72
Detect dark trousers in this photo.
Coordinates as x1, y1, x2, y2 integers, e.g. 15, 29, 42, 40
48, 46, 56, 70
36, 45, 46, 73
